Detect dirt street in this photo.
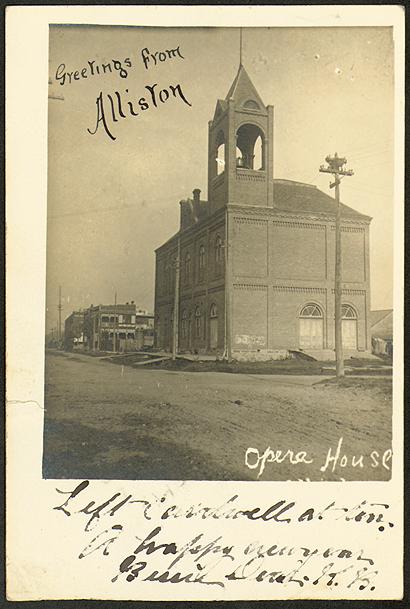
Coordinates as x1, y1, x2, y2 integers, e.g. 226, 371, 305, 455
43, 351, 392, 481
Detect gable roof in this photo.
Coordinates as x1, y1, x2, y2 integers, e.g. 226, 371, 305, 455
370, 309, 393, 327
225, 64, 266, 109
273, 179, 371, 220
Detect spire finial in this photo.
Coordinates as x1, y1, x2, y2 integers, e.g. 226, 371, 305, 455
239, 27, 243, 66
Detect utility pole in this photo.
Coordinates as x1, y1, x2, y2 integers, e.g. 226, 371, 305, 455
172, 239, 181, 360
57, 285, 62, 343
319, 153, 354, 378
113, 291, 117, 353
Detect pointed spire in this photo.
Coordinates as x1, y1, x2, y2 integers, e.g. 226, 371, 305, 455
225, 64, 266, 109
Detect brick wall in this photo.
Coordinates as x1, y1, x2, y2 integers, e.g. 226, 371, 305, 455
228, 208, 370, 356
154, 212, 226, 352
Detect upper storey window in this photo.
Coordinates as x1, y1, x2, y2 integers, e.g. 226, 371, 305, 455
184, 253, 191, 285
236, 123, 265, 170
215, 235, 223, 274
198, 244, 206, 281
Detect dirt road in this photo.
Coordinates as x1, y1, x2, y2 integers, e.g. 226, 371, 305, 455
43, 351, 392, 481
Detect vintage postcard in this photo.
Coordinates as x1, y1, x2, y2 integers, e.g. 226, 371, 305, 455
6, 5, 404, 602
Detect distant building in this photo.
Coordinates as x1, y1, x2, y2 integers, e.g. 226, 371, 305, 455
135, 309, 155, 329
83, 302, 154, 352
64, 310, 85, 351
135, 309, 155, 348
371, 309, 393, 356
84, 302, 136, 352
154, 63, 372, 361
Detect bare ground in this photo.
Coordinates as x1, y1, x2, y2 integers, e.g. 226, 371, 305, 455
43, 351, 392, 481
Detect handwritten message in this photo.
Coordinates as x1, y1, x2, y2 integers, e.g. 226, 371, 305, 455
53, 44, 190, 141
52, 480, 395, 595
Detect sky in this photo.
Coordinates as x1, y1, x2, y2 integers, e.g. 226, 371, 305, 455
46, 25, 395, 333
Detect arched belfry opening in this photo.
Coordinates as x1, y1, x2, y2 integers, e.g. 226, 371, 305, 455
215, 130, 225, 176
236, 123, 265, 170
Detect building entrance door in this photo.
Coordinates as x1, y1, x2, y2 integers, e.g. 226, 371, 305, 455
299, 304, 323, 349
210, 319, 218, 349
342, 305, 358, 349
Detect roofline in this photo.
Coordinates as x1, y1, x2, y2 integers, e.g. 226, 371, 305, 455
370, 310, 393, 327
228, 203, 372, 224
371, 309, 393, 314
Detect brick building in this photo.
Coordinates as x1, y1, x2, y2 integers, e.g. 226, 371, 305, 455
64, 310, 85, 351
370, 309, 393, 356
135, 308, 155, 348
154, 64, 372, 360
84, 302, 141, 352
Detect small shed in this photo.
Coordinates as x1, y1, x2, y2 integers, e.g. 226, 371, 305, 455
370, 309, 393, 356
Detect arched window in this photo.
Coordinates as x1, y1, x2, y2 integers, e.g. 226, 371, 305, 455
299, 303, 324, 349
195, 306, 202, 338
236, 123, 265, 170
342, 304, 358, 349
198, 244, 206, 281
342, 304, 357, 319
209, 303, 218, 349
184, 253, 191, 285
215, 131, 225, 176
215, 235, 223, 271
300, 304, 322, 318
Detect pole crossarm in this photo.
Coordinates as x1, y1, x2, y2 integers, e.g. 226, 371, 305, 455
319, 152, 354, 177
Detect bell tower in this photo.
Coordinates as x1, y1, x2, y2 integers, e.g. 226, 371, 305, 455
207, 63, 274, 214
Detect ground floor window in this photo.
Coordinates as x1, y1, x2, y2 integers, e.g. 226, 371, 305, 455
299, 303, 323, 349
195, 306, 202, 338
209, 303, 218, 349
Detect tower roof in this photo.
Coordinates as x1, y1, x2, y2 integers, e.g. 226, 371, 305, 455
225, 64, 266, 109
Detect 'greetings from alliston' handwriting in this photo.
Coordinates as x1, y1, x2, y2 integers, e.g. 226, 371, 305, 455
55, 45, 184, 86
87, 83, 192, 141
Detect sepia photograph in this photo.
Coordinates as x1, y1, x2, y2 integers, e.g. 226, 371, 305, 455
44, 24, 394, 482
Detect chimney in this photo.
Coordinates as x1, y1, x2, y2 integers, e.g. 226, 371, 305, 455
193, 189, 201, 220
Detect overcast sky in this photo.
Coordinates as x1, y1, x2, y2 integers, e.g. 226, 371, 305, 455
46, 25, 394, 333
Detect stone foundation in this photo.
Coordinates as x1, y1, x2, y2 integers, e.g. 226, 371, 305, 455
231, 349, 291, 362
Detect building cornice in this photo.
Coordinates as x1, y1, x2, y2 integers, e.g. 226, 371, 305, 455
227, 204, 371, 226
